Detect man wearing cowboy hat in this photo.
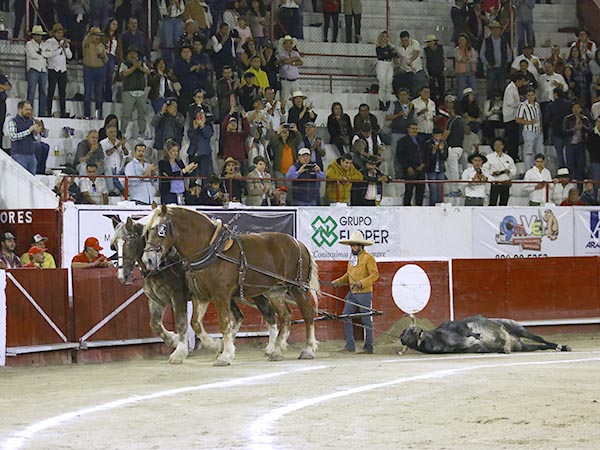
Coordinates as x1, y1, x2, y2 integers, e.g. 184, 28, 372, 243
571, 29, 597, 63
46, 23, 72, 118
423, 34, 446, 105
82, 27, 108, 119
461, 153, 490, 206
20, 234, 56, 268
333, 230, 379, 354
480, 21, 512, 99
25, 25, 51, 117
288, 91, 317, 132
277, 35, 303, 107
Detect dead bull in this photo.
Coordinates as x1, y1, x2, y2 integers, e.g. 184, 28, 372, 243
400, 315, 572, 354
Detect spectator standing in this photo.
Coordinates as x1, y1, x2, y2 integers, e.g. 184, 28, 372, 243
375, 31, 397, 111
120, 17, 151, 62
210, 23, 237, 77
190, 38, 215, 98
590, 50, 600, 102
327, 102, 353, 156
246, 155, 275, 206
261, 43, 280, 92
353, 155, 390, 206
183, 0, 211, 34
442, 108, 466, 197
45, 23, 72, 118
482, 90, 504, 144
353, 103, 380, 135
323, 0, 341, 43
385, 87, 415, 179
567, 46, 591, 107
25, 26, 50, 117
159, 139, 197, 204
547, 45, 566, 76
82, 27, 108, 120
587, 117, 600, 199
397, 122, 426, 206
538, 62, 567, 142
102, 19, 121, 103
124, 143, 157, 204
148, 58, 178, 113
101, 125, 129, 195
279, 0, 301, 39
325, 153, 363, 204
71, 237, 111, 268
522, 153, 551, 205
461, 153, 490, 206
511, 44, 542, 82
234, 16, 253, 58
466, 0, 487, 54
277, 35, 303, 108
119, 47, 150, 137
238, 73, 261, 111
288, 91, 318, 132
480, 21, 512, 99
247, 0, 267, 47
516, 87, 544, 169
351, 122, 384, 170
451, 0, 469, 44
412, 86, 436, 146
393, 31, 424, 97
160, 0, 185, 67
547, 88, 573, 169
513, 0, 535, 54
0, 71, 12, 152
187, 108, 214, 178
343, 0, 362, 43
572, 29, 597, 63
425, 128, 449, 205
79, 163, 109, 205
286, 147, 325, 205
515, 59, 538, 95
271, 123, 302, 180
563, 102, 592, 184
216, 65, 239, 122
0, 232, 22, 269
503, 73, 530, 161
221, 111, 251, 168
455, 33, 478, 101
74, 130, 104, 175
423, 34, 446, 106
8, 100, 42, 175
483, 137, 516, 205
152, 98, 185, 159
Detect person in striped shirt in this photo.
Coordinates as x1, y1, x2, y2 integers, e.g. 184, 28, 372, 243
516, 87, 544, 170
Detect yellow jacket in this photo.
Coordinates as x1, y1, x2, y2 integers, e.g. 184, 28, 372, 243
333, 250, 379, 294
242, 67, 270, 89
325, 158, 363, 203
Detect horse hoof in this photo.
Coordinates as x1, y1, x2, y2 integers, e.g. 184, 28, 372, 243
214, 358, 231, 367
268, 353, 283, 362
298, 350, 315, 360
168, 356, 184, 364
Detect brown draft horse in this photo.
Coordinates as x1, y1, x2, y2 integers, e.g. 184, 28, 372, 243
110, 216, 280, 363
142, 205, 320, 366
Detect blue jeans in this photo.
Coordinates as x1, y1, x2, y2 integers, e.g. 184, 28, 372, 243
161, 17, 183, 67
516, 21, 535, 54
342, 292, 373, 352
35, 142, 49, 175
456, 73, 476, 101
27, 69, 47, 117
83, 66, 105, 117
566, 142, 586, 183
552, 135, 565, 169
522, 129, 544, 170
427, 171, 446, 205
12, 153, 37, 175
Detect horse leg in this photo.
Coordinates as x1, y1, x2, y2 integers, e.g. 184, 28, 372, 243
148, 298, 178, 347
213, 296, 236, 366
230, 298, 244, 337
289, 288, 319, 360
265, 291, 292, 361
190, 297, 221, 352
253, 295, 278, 356
167, 295, 189, 364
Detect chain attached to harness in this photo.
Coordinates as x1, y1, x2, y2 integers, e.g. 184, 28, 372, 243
232, 234, 248, 302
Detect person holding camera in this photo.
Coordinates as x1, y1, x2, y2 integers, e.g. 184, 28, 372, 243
220, 107, 251, 170
271, 122, 302, 182
461, 153, 490, 206
285, 147, 325, 206
119, 46, 151, 137
152, 98, 185, 160
187, 105, 214, 178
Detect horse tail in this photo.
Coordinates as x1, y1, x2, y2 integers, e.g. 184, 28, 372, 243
306, 246, 320, 313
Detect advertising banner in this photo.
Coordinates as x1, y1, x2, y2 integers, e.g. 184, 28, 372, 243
573, 207, 600, 256
472, 206, 574, 258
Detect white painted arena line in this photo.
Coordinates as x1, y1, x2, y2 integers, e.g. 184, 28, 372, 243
0, 365, 327, 450
247, 356, 600, 450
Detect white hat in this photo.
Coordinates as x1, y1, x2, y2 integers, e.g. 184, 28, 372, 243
463, 87, 474, 96
298, 147, 311, 156
290, 90, 307, 100
424, 34, 438, 43
556, 167, 570, 177
278, 35, 298, 48
339, 230, 374, 246
31, 25, 47, 35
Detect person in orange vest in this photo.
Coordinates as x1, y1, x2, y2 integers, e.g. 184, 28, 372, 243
71, 237, 111, 268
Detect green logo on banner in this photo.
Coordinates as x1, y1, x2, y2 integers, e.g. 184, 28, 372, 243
311, 216, 338, 247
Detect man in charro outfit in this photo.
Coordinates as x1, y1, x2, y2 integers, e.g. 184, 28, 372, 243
332, 230, 379, 354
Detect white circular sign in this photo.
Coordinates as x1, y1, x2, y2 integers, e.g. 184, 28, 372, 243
391, 264, 432, 314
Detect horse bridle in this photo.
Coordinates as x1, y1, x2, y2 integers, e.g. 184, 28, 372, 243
115, 231, 145, 271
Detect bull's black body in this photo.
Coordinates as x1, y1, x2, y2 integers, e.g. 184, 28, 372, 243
401, 315, 571, 354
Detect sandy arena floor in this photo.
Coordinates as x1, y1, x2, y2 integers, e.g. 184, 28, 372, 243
1, 333, 599, 450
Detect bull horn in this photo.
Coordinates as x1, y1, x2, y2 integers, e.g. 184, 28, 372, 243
396, 345, 408, 355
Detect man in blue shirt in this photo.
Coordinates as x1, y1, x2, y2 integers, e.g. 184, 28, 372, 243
286, 147, 325, 205
124, 143, 157, 204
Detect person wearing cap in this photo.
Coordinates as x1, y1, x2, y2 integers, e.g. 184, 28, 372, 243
325, 153, 363, 204
397, 122, 426, 206
0, 232, 22, 269
516, 87, 544, 170
238, 72, 262, 112
21, 234, 56, 269
221, 108, 251, 168
72, 237, 111, 269
119, 46, 150, 138
522, 153, 552, 205
159, 0, 185, 66
423, 34, 446, 105
22, 246, 46, 269
551, 167, 576, 204
45, 23, 72, 118
480, 20, 512, 99
332, 230, 379, 354
503, 73, 531, 161
25, 25, 51, 117
571, 29, 597, 63
563, 101, 592, 185
184, 178, 204, 205
220, 156, 245, 202
153, 98, 185, 158
285, 147, 325, 206
513, 0, 535, 54
424, 128, 449, 205
300, 121, 325, 169
461, 153, 490, 206
459, 87, 483, 133
288, 91, 317, 132
120, 17, 151, 62
277, 35, 303, 107
483, 137, 516, 205
242, 55, 270, 90
82, 26, 108, 119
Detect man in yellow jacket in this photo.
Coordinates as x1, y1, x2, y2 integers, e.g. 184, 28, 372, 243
332, 230, 379, 353
325, 153, 363, 204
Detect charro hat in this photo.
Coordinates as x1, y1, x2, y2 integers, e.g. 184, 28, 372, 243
290, 90, 307, 100
468, 153, 487, 164
339, 230, 374, 246
278, 34, 298, 48
31, 25, 47, 35
84, 236, 103, 251
424, 34, 438, 43
50, 23, 66, 34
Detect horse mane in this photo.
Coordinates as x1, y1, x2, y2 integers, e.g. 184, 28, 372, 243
143, 206, 169, 235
